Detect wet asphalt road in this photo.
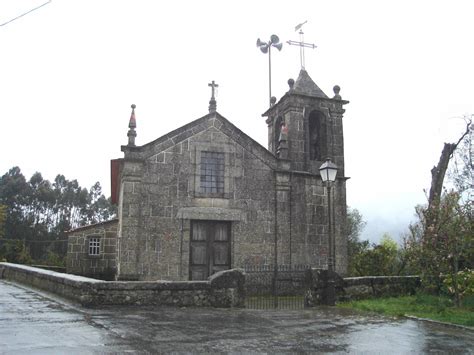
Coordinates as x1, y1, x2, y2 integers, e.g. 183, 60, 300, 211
1, 280, 473, 354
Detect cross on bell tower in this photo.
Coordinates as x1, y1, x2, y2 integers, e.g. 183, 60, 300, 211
208, 80, 219, 113
287, 21, 317, 70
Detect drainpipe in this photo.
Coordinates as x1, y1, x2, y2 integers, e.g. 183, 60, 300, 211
289, 172, 293, 266
179, 217, 184, 280
273, 171, 278, 308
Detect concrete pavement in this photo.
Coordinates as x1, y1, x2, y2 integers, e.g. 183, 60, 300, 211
1, 280, 473, 353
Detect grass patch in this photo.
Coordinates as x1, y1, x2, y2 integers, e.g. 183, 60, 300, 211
338, 294, 474, 327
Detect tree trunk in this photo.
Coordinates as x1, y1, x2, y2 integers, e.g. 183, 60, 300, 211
449, 256, 461, 307
428, 143, 457, 208
428, 119, 472, 208
427, 119, 472, 219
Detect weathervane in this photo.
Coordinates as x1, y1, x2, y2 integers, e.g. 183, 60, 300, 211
256, 34, 283, 107
287, 21, 317, 70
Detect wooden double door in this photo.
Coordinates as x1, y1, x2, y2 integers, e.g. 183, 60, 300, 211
189, 221, 231, 280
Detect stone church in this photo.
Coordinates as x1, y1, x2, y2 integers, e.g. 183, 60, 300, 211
67, 69, 349, 281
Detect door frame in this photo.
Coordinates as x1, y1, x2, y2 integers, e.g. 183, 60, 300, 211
189, 220, 231, 280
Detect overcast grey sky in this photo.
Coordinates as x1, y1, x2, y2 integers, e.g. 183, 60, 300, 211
2, 0, 473, 242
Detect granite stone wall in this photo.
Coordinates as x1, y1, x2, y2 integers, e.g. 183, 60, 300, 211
266, 93, 346, 176
118, 116, 277, 280
0, 263, 245, 307
305, 269, 421, 305
66, 220, 118, 280
263, 84, 348, 274
339, 276, 421, 301
118, 113, 340, 281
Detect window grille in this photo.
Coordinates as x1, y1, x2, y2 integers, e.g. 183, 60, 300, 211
200, 151, 224, 194
89, 237, 100, 256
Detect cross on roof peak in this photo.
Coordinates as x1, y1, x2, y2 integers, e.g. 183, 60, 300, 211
208, 80, 218, 99
208, 80, 219, 113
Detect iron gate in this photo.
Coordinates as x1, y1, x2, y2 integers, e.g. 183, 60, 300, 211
244, 264, 311, 309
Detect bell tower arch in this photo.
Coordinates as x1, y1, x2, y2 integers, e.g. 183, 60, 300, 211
263, 70, 348, 174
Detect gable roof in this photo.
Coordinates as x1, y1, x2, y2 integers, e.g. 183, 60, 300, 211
121, 112, 278, 169
66, 218, 119, 234
262, 69, 332, 118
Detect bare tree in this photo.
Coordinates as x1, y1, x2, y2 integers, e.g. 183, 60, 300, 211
428, 116, 472, 208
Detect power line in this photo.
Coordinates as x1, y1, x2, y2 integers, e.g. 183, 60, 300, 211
0, 0, 51, 27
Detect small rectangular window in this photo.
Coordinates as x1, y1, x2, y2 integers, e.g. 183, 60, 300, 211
89, 237, 100, 256
200, 151, 224, 194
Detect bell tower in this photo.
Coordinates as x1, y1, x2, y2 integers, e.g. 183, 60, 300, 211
263, 69, 349, 275
263, 69, 348, 175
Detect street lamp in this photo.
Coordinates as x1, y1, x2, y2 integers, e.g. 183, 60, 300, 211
319, 158, 338, 305
256, 34, 283, 107
319, 158, 338, 184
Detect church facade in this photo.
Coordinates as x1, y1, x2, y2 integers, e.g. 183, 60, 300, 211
67, 69, 349, 281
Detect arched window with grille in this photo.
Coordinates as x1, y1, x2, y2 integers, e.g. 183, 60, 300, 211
308, 111, 326, 161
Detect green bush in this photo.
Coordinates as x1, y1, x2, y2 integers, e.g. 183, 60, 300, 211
0, 240, 32, 264
44, 250, 65, 268
443, 269, 474, 305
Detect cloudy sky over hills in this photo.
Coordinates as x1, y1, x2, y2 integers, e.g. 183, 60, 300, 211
2, 0, 473, 242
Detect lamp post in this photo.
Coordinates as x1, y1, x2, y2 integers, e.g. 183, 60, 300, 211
319, 158, 338, 305
256, 34, 283, 107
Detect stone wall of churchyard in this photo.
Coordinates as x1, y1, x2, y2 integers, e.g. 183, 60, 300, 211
66, 220, 118, 280
1, 262, 419, 307
0, 263, 245, 307
339, 275, 421, 301
305, 269, 421, 305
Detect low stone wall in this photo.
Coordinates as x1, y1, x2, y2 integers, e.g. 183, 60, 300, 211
340, 276, 421, 301
305, 269, 421, 305
30, 265, 67, 273
0, 262, 244, 308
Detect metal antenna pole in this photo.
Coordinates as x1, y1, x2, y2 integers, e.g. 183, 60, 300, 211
268, 45, 272, 106
299, 30, 305, 69
256, 34, 282, 107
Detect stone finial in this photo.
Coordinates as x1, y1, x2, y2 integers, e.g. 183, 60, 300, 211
333, 85, 341, 100
127, 104, 137, 146
129, 104, 136, 128
209, 97, 217, 113
270, 96, 277, 106
288, 78, 295, 91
